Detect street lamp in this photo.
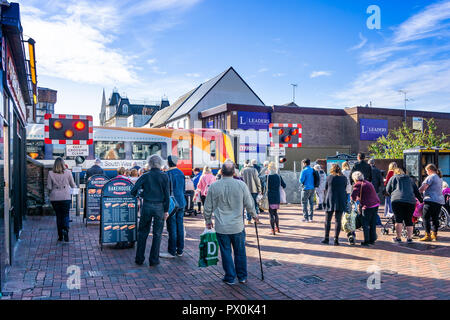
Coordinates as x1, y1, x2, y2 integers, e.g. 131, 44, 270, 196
398, 90, 409, 125
291, 84, 298, 103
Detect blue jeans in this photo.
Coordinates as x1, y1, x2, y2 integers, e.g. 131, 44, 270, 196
384, 196, 393, 216
216, 230, 247, 283
166, 207, 185, 255
136, 202, 165, 265
51, 200, 71, 237
301, 189, 315, 220
247, 193, 258, 221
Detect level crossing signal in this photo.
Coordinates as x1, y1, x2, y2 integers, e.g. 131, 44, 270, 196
44, 114, 93, 145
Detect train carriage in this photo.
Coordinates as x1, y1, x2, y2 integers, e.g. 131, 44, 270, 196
26, 124, 236, 178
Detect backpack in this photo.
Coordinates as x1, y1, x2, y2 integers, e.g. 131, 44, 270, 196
313, 170, 320, 188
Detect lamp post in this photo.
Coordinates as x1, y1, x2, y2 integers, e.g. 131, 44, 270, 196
291, 84, 298, 103
398, 90, 411, 125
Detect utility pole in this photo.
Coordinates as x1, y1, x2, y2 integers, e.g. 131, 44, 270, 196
399, 90, 408, 125
291, 84, 298, 103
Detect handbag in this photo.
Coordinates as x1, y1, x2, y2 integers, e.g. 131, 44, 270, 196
279, 185, 287, 204
258, 175, 270, 211
168, 174, 179, 217
198, 228, 219, 267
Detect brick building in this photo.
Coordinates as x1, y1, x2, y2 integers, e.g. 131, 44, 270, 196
200, 104, 450, 169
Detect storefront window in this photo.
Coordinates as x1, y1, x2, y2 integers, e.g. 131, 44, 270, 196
132, 142, 165, 160
95, 141, 126, 160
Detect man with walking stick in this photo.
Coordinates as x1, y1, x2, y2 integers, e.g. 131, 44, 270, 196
204, 161, 260, 285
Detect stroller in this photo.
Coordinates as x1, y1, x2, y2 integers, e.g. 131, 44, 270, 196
382, 199, 421, 238
439, 192, 450, 230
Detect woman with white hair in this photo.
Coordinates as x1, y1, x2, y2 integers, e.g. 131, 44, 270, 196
131, 155, 170, 266
351, 171, 380, 246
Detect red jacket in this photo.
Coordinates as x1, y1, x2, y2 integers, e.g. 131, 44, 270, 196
384, 170, 394, 186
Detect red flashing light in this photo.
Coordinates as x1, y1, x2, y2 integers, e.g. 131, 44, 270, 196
283, 136, 291, 143
74, 121, 85, 131
278, 129, 284, 135
290, 129, 299, 136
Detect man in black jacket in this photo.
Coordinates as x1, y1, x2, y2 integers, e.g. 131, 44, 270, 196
86, 158, 105, 180
131, 154, 170, 267
368, 159, 383, 193
350, 153, 372, 183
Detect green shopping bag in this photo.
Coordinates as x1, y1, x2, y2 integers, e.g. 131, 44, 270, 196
198, 229, 219, 267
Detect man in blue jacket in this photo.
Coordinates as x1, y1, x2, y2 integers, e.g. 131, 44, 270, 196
161, 155, 187, 259
299, 159, 315, 222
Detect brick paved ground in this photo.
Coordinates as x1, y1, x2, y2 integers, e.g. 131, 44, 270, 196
1, 205, 449, 300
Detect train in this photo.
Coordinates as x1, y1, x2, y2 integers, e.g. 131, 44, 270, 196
26, 124, 237, 178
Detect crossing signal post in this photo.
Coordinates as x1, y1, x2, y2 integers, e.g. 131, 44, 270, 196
45, 114, 93, 216
269, 123, 302, 171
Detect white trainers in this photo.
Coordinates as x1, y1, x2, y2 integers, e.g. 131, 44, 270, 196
159, 252, 176, 259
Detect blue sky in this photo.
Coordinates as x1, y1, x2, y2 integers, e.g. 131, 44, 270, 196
19, 0, 450, 124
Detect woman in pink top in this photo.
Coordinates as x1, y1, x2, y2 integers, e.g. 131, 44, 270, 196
196, 166, 216, 207
47, 157, 76, 242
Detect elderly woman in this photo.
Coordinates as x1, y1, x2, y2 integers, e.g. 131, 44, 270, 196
131, 155, 170, 266
419, 164, 445, 242
322, 164, 348, 245
266, 162, 286, 235
351, 171, 380, 246
342, 161, 352, 212
386, 167, 422, 243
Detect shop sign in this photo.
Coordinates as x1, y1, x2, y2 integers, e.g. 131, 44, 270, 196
360, 118, 388, 141
6, 43, 26, 122
240, 144, 267, 154
238, 112, 271, 130
85, 175, 109, 224
412, 117, 423, 131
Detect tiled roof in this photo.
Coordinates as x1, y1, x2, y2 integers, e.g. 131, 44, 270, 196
149, 86, 200, 127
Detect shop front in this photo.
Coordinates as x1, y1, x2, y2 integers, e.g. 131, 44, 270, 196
0, 2, 35, 291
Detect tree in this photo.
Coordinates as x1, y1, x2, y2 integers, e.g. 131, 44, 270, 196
369, 118, 450, 159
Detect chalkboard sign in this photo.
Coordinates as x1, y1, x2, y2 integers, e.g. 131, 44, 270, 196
85, 175, 109, 226
100, 178, 138, 248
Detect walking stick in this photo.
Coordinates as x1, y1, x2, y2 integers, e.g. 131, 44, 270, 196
254, 221, 264, 281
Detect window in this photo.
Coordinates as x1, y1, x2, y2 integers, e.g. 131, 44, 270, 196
95, 141, 126, 160
26, 140, 45, 160
132, 142, 165, 160
210, 139, 216, 161
123, 104, 128, 114
177, 139, 190, 160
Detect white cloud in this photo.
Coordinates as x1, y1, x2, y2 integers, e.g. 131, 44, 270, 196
334, 1, 450, 111
151, 66, 167, 75
185, 73, 201, 77
21, 2, 138, 86
272, 73, 286, 77
20, 0, 203, 86
258, 68, 269, 73
393, 1, 450, 43
349, 32, 368, 51
310, 71, 332, 78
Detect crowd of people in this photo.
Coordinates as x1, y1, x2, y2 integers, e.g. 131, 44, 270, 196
46, 152, 447, 285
